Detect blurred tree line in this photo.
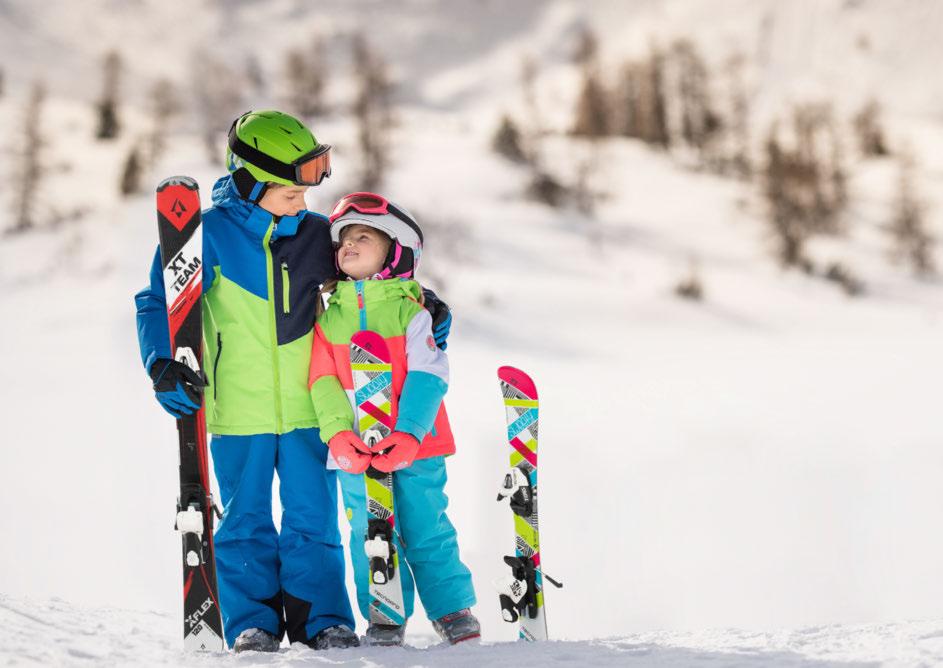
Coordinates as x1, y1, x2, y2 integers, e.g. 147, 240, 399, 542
5, 36, 395, 235
491, 26, 937, 291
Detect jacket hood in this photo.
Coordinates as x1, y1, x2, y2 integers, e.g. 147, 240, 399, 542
209, 175, 317, 239
329, 278, 422, 307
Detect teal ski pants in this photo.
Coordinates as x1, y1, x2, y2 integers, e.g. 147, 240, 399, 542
338, 456, 476, 622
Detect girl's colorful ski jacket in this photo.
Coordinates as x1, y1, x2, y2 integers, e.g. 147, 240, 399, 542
135, 176, 338, 435
308, 278, 455, 460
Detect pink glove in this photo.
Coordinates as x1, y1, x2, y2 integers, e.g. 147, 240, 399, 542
371, 432, 421, 473
328, 431, 373, 474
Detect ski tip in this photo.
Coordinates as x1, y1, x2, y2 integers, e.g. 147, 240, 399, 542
497, 366, 538, 399
351, 330, 391, 361
156, 175, 199, 191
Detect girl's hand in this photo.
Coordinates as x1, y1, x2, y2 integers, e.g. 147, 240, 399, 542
371, 432, 421, 473
328, 431, 373, 474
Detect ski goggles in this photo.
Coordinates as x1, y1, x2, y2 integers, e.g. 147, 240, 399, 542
329, 192, 416, 229
228, 122, 332, 186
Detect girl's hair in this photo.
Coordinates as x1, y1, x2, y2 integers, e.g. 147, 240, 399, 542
316, 278, 339, 319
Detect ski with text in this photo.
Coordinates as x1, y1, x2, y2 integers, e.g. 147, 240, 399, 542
494, 366, 562, 641
155, 176, 224, 651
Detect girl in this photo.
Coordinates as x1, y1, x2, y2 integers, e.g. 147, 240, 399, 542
308, 192, 479, 646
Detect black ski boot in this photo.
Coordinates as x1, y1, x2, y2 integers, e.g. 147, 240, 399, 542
364, 622, 407, 647
307, 624, 360, 650
233, 627, 280, 653
432, 609, 481, 645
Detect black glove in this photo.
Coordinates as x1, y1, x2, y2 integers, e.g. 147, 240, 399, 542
148, 358, 208, 418
422, 287, 452, 351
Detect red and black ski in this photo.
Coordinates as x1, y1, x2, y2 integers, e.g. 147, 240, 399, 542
156, 176, 224, 651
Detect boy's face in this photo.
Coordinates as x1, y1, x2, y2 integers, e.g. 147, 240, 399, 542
258, 184, 309, 217
337, 224, 391, 280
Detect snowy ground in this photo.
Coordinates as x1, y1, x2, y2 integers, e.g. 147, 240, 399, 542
3, 595, 943, 667
1, 1, 943, 666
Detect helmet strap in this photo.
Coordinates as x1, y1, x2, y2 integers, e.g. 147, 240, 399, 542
232, 167, 270, 204
380, 242, 415, 279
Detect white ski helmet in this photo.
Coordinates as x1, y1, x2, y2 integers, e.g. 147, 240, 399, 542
329, 192, 423, 278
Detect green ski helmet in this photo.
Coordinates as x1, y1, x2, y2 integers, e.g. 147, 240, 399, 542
226, 110, 332, 202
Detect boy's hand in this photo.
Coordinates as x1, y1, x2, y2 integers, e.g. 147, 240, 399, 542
328, 431, 373, 474
422, 288, 451, 350
371, 432, 421, 473
149, 358, 208, 418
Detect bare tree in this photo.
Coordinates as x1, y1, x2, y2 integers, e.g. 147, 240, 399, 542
572, 66, 611, 138
283, 37, 328, 118
572, 26, 599, 68
525, 170, 567, 208
722, 53, 752, 179
617, 47, 670, 148
645, 46, 671, 148
853, 98, 889, 158
95, 50, 122, 140
519, 55, 543, 163
761, 104, 850, 268
669, 39, 721, 157
192, 50, 244, 164
120, 143, 143, 196
351, 36, 393, 190
823, 261, 865, 296
762, 126, 811, 267
146, 78, 181, 167
492, 114, 527, 163
9, 81, 47, 235
889, 148, 936, 276
675, 257, 705, 301
617, 60, 645, 140
792, 103, 847, 235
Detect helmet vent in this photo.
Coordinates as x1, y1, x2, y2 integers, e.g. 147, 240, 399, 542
279, 125, 293, 134
289, 141, 302, 151
253, 137, 259, 148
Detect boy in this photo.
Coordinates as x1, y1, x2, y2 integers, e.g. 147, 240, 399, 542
135, 110, 357, 652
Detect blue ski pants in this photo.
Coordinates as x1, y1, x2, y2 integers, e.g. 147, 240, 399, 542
211, 428, 354, 647
338, 456, 476, 623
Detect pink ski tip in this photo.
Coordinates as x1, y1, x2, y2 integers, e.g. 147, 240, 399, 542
351, 329, 392, 363
497, 366, 538, 399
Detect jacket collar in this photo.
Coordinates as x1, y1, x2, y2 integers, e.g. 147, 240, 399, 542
329, 278, 422, 306
210, 175, 310, 240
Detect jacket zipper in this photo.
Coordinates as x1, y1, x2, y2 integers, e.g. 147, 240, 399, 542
355, 280, 367, 330
281, 262, 291, 315
264, 224, 283, 433
213, 332, 222, 401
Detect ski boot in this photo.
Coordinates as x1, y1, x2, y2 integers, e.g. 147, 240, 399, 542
306, 624, 361, 650
432, 609, 481, 645
233, 627, 280, 653
364, 621, 407, 647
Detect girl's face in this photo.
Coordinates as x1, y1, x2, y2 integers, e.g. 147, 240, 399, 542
258, 184, 309, 217
337, 225, 390, 279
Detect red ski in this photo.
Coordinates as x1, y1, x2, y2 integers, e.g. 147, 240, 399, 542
156, 176, 224, 651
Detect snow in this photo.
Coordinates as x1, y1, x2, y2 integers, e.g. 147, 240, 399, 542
1, 0, 943, 665
3, 594, 943, 666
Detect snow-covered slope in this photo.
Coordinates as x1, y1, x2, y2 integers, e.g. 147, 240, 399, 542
0, 0, 941, 664
4, 594, 943, 666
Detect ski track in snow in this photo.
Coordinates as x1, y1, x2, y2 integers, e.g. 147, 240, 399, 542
1, 596, 942, 667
